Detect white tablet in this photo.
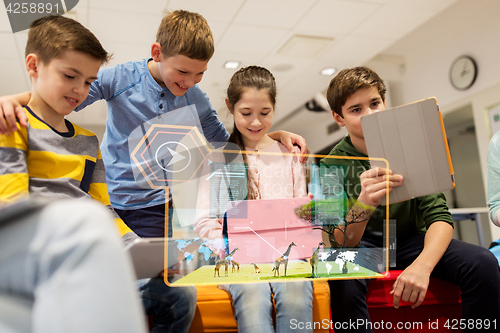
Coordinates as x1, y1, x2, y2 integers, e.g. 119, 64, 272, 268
125, 237, 204, 279
361, 97, 455, 204
125, 238, 176, 279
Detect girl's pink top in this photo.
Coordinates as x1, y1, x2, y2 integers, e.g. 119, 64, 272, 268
194, 141, 307, 240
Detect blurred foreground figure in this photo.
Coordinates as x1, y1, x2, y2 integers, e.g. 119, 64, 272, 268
0, 199, 147, 333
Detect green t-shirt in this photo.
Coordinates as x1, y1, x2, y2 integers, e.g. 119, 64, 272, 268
319, 136, 454, 238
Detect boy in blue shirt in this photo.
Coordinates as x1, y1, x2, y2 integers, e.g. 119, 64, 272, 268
0, 10, 308, 332
0, 10, 306, 236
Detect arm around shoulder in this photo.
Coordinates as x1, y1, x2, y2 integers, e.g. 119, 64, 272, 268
268, 130, 309, 161
192, 87, 229, 147
0, 92, 31, 134
75, 69, 113, 111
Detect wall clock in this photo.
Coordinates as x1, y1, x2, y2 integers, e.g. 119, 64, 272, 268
449, 55, 477, 90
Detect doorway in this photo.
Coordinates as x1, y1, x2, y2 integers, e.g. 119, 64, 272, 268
443, 104, 491, 246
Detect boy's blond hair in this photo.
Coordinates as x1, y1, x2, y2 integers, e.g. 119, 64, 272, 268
326, 66, 386, 117
25, 15, 110, 65
156, 10, 214, 60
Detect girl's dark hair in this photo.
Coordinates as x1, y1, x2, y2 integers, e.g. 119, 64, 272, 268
225, 66, 276, 200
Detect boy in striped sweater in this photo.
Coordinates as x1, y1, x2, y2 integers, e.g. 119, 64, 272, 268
0, 15, 133, 237
0, 15, 147, 332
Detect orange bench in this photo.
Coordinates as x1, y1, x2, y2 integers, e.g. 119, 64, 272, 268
189, 280, 331, 333
188, 270, 462, 333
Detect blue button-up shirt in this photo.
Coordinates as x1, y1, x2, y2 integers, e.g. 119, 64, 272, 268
77, 58, 229, 210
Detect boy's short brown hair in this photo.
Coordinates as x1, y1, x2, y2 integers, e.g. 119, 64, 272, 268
156, 10, 214, 61
326, 66, 386, 117
25, 15, 110, 65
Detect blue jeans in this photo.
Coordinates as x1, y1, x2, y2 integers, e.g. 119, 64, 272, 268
116, 202, 196, 333
329, 233, 500, 333
115, 202, 173, 238
224, 281, 313, 333
0, 199, 147, 333
137, 277, 197, 333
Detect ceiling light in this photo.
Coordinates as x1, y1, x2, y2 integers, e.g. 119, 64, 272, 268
224, 61, 240, 69
273, 63, 293, 72
320, 67, 336, 76
278, 35, 334, 58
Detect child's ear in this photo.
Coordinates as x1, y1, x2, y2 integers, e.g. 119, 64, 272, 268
225, 98, 233, 114
25, 54, 39, 78
332, 111, 345, 127
151, 42, 162, 62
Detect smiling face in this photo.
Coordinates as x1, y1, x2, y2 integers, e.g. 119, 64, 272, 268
27, 49, 101, 123
228, 88, 275, 150
151, 46, 208, 96
332, 86, 385, 154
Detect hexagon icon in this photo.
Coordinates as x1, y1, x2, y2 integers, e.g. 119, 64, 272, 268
130, 124, 211, 189
127, 104, 212, 190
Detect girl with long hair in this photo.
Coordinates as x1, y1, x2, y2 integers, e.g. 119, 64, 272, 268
194, 66, 313, 333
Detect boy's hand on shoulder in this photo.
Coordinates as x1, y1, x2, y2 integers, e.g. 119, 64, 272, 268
357, 167, 403, 207
0, 94, 29, 135
295, 137, 310, 163
390, 263, 431, 309
272, 130, 309, 162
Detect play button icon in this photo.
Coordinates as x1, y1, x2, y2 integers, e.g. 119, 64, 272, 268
155, 142, 192, 173
166, 147, 186, 167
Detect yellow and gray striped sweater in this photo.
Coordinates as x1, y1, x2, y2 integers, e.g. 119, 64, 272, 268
0, 107, 132, 236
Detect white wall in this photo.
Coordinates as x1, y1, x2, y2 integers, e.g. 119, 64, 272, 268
379, 0, 500, 108
277, 0, 500, 150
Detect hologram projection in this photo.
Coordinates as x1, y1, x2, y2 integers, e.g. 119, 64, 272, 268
127, 107, 391, 286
